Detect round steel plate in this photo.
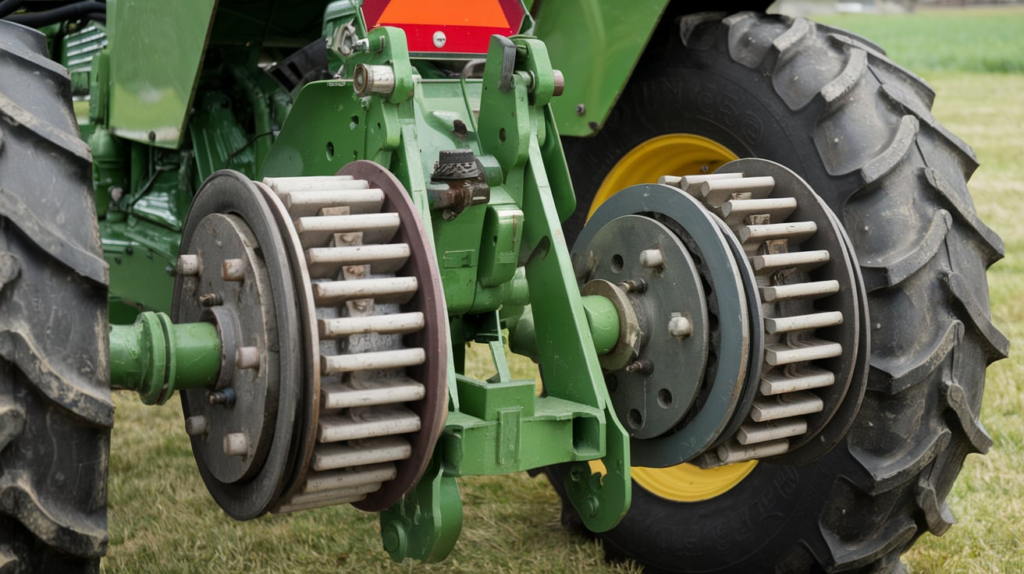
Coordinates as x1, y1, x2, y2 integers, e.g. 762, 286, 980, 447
173, 170, 302, 520
176, 213, 277, 484
576, 214, 710, 439
576, 184, 750, 467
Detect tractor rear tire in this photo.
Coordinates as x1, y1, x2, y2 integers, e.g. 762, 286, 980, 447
0, 21, 111, 573
553, 11, 1007, 573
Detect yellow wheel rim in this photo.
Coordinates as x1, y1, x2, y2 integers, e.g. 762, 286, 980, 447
590, 133, 756, 502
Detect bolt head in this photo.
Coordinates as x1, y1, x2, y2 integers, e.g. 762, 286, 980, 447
177, 254, 201, 276
222, 258, 245, 282
552, 70, 565, 97
184, 415, 209, 437
640, 249, 664, 269
235, 346, 260, 370
432, 30, 447, 48
668, 315, 693, 338
223, 432, 248, 457
575, 103, 586, 116
199, 293, 223, 307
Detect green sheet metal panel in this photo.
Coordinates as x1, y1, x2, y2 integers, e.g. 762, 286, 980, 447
108, 0, 218, 148
533, 0, 669, 137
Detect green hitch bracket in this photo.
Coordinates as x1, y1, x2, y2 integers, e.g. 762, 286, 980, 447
109, 311, 222, 405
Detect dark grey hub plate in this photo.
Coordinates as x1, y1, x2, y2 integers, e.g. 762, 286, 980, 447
575, 184, 751, 467
173, 170, 303, 520
577, 214, 709, 439
177, 213, 278, 484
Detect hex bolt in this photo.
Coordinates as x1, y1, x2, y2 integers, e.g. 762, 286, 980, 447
618, 279, 647, 294
184, 415, 209, 437
582, 495, 599, 517
640, 248, 665, 269
235, 346, 260, 370
668, 314, 693, 339
625, 358, 653, 375
208, 388, 236, 407
222, 258, 245, 282
177, 254, 201, 276
432, 30, 446, 48
199, 292, 223, 307
223, 432, 248, 457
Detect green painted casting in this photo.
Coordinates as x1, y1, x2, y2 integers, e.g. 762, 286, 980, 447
534, 0, 670, 136
109, 312, 222, 405
107, 0, 217, 148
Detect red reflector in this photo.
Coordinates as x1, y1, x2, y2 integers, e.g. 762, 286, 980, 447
362, 0, 527, 56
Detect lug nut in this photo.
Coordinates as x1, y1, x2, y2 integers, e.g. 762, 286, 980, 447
222, 258, 245, 282
177, 254, 201, 276
223, 432, 248, 457
235, 346, 260, 370
184, 415, 209, 437
640, 249, 664, 269
668, 315, 693, 338
208, 388, 236, 407
199, 292, 223, 307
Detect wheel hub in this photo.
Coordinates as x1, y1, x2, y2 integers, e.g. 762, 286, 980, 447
574, 158, 869, 467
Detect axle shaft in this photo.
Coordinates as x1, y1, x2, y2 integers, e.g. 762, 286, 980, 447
109, 311, 222, 404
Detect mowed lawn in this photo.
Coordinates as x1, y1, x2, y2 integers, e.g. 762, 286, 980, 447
102, 8, 1023, 574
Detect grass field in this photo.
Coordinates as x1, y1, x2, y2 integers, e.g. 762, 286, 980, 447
101, 8, 1023, 573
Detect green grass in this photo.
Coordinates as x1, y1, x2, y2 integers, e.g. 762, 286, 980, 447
101, 9, 1024, 574
815, 8, 1024, 73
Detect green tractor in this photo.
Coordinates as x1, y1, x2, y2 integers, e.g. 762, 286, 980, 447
0, 0, 1006, 571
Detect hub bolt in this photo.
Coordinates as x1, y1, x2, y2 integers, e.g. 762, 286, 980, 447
184, 415, 209, 437
223, 432, 248, 457
208, 388, 236, 407
222, 258, 245, 282
625, 358, 653, 375
640, 249, 664, 269
235, 346, 260, 370
668, 314, 693, 338
618, 279, 647, 293
199, 292, 223, 307
177, 254, 201, 276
